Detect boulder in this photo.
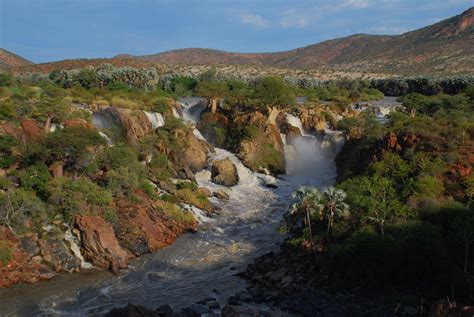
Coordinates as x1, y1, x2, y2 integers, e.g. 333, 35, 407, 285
197, 187, 212, 197
213, 189, 230, 200
182, 129, 212, 173
115, 195, 195, 256
211, 159, 239, 187
198, 112, 229, 147
38, 238, 81, 272
75, 215, 129, 273
49, 161, 64, 178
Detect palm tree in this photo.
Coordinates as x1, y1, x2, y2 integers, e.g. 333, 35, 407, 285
319, 187, 349, 239
291, 187, 321, 253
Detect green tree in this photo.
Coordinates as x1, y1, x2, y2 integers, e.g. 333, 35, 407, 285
291, 187, 320, 252
318, 187, 349, 238
196, 80, 228, 113
252, 76, 295, 124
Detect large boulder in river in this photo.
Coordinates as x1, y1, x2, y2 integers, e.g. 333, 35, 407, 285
197, 112, 229, 147
280, 121, 302, 146
231, 112, 285, 175
181, 129, 212, 173
75, 215, 129, 273
211, 158, 239, 186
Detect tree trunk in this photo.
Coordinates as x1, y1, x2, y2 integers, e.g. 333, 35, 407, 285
210, 98, 218, 113
45, 117, 52, 133
267, 106, 280, 125
307, 210, 314, 254
465, 243, 469, 273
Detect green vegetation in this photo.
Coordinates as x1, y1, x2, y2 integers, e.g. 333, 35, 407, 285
286, 85, 474, 302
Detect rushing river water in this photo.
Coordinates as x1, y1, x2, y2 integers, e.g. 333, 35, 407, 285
0, 99, 339, 317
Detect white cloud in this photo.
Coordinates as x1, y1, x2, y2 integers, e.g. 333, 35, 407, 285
342, 0, 372, 8
240, 14, 269, 28
279, 8, 320, 28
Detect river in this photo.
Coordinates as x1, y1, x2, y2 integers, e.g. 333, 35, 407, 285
0, 99, 338, 316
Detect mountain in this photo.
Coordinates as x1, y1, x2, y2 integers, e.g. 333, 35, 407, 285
121, 7, 474, 75
10, 7, 474, 76
0, 48, 34, 69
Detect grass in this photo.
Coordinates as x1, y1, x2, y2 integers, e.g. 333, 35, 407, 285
0, 241, 12, 266
157, 200, 195, 225
176, 188, 211, 211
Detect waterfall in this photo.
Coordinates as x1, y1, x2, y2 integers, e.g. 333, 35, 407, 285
144, 111, 165, 129
179, 97, 207, 124
99, 131, 113, 145
285, 113, 305, 134
282, 113, 338, 178
64, 230, 93, 269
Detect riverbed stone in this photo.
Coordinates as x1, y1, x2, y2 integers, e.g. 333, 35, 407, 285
211, 158, 239, 187
213, 189, 230, 200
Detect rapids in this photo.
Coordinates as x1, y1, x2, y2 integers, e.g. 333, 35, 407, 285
0, 99, 338, 316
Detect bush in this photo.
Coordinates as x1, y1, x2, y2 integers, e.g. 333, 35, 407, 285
0, 242, 12, 266
0, 189, 46, 233
46, 177, 112, 224
157, 200, 195, 225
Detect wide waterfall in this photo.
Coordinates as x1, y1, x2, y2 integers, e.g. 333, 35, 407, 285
0, 100, 337, 316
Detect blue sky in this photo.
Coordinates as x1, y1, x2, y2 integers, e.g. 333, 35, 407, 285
1, 0, 472, 63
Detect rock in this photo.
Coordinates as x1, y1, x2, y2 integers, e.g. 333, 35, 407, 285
237, 291, 253, 303
213, 189, 230, 200
403, 306, 418, 316
49, 161, 64, 178
221, 306, 270, 317
20, 119, 42, 139
232, 112, 285, 175
211, 159, 239, 187
38, 238, 81, 272
115, 195, 195, 256
197, 187, 212, 197
227, 296, 240, 306
155, 305, 173, 317
265, 184, 278, 189
0, 227, 46, 288
104, 303, 158, 317
181, 303, 212, 316
147, 272, 166, 281
100, 107, 153, 144
197, 112, 229, 147
75, 215, 129, 273
208, 301, 220, 310
181, 129, 212, 173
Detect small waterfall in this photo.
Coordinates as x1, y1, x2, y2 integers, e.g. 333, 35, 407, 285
99, 132, 113, 145
143, 111, 165, 129
64, 230, 93, 269
179, 97, 207, 124
285, 113, 305, 134
282, 113, 338, 178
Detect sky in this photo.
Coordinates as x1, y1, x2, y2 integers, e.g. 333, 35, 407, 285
0, 0, 473, 63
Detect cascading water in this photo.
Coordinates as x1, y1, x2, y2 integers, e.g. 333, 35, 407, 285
0, 100, 338, 317
143, 111, 165, 129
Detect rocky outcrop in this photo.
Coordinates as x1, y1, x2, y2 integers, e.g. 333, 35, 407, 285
197, 112, 229, 147
100, 107, 153, 144
231, 112, 285, 175
279, 121, 302, 146
38, 238, 81, 272
211, 159, 239, 186
181, 129, 212, 173
75, 215, 129, 273
296, 106, 328, 133
0, 228, 49, 288
115, 194, 195, 256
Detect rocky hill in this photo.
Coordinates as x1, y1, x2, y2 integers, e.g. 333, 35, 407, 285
0, 48, 33, 69
5, 7, 473, 76
122, 7, 474, 75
